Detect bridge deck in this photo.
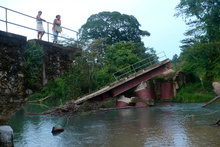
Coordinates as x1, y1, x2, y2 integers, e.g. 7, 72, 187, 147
74, 59, 171, 105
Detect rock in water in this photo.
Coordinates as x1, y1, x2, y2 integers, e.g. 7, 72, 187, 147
0, 125, 14, 147
212, 82, 220, 96
52, 126, 64, 134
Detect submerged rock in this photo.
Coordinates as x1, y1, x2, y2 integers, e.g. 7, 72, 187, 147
52, 126, 64, 134
0, 125, 14, 147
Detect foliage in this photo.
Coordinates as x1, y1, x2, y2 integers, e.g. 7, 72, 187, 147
99, 98, 116, 108
105, 42, 140, 68
78, 98, 116, 112
106, 41, 155, 66
182, 42, 220, 81
175, 0, 220, 43
28, 75, 72, 103
23, 42, 44, 89
171, 54, 182, 71
79, 11, 150, 45
174, 0, 220, 83
173, 82, 216, 103
79, 102, 96, 112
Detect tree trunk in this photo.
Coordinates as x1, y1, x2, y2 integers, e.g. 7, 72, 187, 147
202, 95, 220, 107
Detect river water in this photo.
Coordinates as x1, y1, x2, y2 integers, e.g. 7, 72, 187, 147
9, 103, 220, 147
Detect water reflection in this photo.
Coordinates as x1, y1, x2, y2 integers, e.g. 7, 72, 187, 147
9, 103, 220, 147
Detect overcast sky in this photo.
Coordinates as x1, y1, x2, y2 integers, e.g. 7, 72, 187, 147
0, 0, 187, 59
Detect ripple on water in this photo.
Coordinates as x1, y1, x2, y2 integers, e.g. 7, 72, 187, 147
9, 103, 220, 147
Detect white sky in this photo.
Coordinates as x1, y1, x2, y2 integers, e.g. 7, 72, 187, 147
0, 0, 187, 59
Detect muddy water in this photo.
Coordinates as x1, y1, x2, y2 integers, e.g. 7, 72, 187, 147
9, 103, 220, 147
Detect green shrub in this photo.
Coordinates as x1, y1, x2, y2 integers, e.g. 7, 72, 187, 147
23, 42, 44, 89
173, 82, 216, 103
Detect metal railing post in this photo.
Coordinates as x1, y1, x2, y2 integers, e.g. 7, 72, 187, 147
5, 8, 8, 32
47, 22, 49, 42
76, 33, 79, 48
131, 65, 136, 73
113, 74, 118, 81
112, 51, 168, 80
164, 51, 167, 59
148, 58, 152, 65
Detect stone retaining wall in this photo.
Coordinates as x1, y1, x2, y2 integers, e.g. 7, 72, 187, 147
0, 31, 80, 124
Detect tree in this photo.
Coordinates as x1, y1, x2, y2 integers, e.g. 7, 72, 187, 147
105, 42, 140, 68
175, 0, 220, 82
79, 11, 150, 45
182, 42, 220, 81
175, 0, 220, 43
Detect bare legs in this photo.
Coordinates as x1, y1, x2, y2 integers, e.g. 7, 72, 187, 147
37, 32, 45, 40
52, 30, 58, 43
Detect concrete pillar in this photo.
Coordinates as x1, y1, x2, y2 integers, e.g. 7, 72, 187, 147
0, 125, 14, 147
134, 82, 153, 107
135, 82, 153, 100
161, 83, 174, 100
116, 95, 130, 108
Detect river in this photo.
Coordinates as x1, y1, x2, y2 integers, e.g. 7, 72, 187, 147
9, 103, 220, 147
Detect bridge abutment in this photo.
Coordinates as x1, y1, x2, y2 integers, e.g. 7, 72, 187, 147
0, 31, 80, 125
0, 31, 27, 125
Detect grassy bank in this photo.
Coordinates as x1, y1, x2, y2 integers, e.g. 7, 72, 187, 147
173, 82, 217, 103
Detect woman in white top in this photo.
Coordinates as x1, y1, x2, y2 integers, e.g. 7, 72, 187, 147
36, 11, 45, 40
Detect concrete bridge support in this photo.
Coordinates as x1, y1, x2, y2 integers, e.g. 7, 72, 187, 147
152, 78, 174, 101
135, 81, 153, 100
116, 95, 130, 107
161, 82, 174, 100
135, 82, 153, 107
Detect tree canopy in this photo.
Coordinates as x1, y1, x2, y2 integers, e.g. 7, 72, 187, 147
175, 0, 220, 43
79, 11, 150, 45
174, 0, 220, 82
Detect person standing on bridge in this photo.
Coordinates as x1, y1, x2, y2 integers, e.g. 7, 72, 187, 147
52, 15, 62, 43
36, 11, 45, 40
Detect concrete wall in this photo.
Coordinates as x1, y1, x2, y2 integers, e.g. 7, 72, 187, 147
0, 31, 27, 124
0, 31, 80, 124
28, 39, 81, 91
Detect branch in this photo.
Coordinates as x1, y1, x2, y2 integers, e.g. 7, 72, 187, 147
202, 95, 220, 108
28, 93, 54, 103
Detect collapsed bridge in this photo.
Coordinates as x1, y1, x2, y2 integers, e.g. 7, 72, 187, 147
74, 52, 173, 107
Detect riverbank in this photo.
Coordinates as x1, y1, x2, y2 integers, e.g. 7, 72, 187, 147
173, 82, 217, 103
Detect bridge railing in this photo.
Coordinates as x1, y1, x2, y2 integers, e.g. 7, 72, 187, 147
113, 51, 167, 81
0, 6, 78, 46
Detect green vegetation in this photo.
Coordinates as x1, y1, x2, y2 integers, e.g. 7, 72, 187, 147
172, 0, 220, 102
78, 98, 116, 112
173, 0, 220, 82
79, 11, 150, 45
173, 82, 216, 103
23, 42, 44, 89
